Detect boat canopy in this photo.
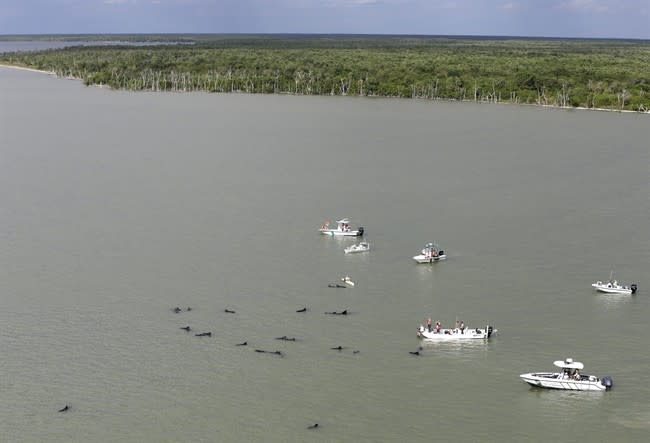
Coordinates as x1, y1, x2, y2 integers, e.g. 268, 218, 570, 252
336, 218, 350, 224
553, 358, 584, 370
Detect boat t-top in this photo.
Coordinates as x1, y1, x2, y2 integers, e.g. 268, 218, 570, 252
417, 321, 494, 341
319, 218, 364, 237
520, 358, 613, 391
413, 242, 446, 263
592, 272, 637, 295
344, 240, 370, 254
341, 275, 355, 287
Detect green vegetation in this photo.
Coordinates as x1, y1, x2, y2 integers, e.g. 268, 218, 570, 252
1, 35, 649, 111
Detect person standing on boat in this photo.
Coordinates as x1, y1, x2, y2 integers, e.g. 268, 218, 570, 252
435, 321, 441, 333
459, 321, 465, 334
426, 318, 432, 332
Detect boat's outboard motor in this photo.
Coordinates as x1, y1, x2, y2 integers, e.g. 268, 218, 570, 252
438, 250, 444, 256
631, 284, 637, 294
357, 227, 364, 237
487, 326, 494, 338
601, 376, 613, 390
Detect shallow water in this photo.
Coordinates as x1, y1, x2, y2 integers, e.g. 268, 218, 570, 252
1, 66, 648, 442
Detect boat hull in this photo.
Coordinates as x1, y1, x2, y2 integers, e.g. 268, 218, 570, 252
520, 373, 609, 391
413, 254, 447, 263
591, 283, 634, 295
320, 229, 363, 237
417, 326, 493, 340
344, 243, 370, 254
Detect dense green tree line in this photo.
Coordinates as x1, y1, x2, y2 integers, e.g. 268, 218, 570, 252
1, 35, 649, 111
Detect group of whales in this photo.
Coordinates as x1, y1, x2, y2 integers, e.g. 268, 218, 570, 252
173, 305, 357, 358
56, 300, 409, 423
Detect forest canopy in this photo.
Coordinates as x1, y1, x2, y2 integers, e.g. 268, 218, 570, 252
1, 34, 648, 111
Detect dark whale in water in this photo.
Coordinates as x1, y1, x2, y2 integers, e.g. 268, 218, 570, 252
236, 341, 248, 346
409, 351, 420, 356
325, 309, 348, 315
58, 405, 69, 412
307, 423, 319, 429
180, 326, 191, 331
275, 336, 297, 341
255, 349, 283, 356
224, 309, 236, 314
296, 307, 307, 313
195, 332, 212, 337
331, 346, 345, 351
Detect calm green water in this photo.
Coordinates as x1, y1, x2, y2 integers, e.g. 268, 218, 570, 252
1, 66, 649, 442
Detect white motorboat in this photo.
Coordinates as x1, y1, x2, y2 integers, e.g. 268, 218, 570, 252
319, 218, 364, 237
413, 242, 447, 263
520, 358, 613, 391
592, 273, 637, 295
341, 275, 355, 287
344, 241, 370, 254
417, 323, 494, 340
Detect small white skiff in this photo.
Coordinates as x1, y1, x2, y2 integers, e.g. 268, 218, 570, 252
520, 358, 613, 391
344, 241, 370, 254
417, 324, 494, 340
413, 242, 446, 263
592, 277, 637, 295
319, 219, 364, 237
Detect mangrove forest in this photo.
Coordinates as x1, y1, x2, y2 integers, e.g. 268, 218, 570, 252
1, 34, 649, 112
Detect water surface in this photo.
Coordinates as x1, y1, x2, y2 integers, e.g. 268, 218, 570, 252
1, 66, 648, 442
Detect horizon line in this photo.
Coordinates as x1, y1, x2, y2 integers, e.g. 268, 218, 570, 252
0, 32, 648, 42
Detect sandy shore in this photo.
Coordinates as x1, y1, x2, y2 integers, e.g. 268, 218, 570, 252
0, 63, 55, 75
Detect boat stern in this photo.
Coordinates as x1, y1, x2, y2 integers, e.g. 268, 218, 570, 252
600, 376, 613, 390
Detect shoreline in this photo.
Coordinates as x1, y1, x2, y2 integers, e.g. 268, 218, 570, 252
1, 63, 647, 115
0, 63, 55, 75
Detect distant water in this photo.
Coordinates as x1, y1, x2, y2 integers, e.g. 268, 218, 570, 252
0, 65, 649, 443
0, 41, 188, 54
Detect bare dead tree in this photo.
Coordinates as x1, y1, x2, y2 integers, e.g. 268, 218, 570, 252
557, 82, 570, 107
339, 76, 351, 96
536, 86, 548, 105
616, 89, 630, 111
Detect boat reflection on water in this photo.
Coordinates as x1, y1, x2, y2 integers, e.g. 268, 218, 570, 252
515, 384, 607, 423
594, 292, 636, 306
413, 261, 446, 281
527, 387, 609, 401
418, 339, 492, 361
